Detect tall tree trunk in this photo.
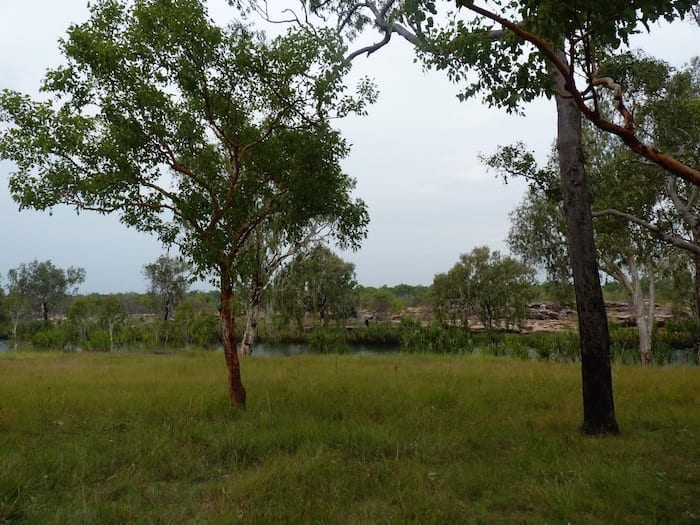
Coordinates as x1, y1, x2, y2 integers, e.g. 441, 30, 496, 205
695, 253, 700, 362
555, 63, 619, 434
629, 256, 653, 366
220, 276, 246, 407
240, 277, 263, 356
694, 253, 700, 324
693, 228, 700, 327
109, 323, 115, 352
646, 262, 656, 364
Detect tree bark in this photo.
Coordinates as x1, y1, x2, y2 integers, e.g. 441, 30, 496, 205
555, 64, 619, 434
694, 228, 700, 326
240, 277, 263, 356
220, 281, 246, 407
629, 257, 654, 366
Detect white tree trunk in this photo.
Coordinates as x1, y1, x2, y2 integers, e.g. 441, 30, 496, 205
240, 279, 263, 356
627, 256, 654, 366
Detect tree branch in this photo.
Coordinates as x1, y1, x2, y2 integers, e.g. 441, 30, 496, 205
593, 207, 700, 256
459, 2, 700, 186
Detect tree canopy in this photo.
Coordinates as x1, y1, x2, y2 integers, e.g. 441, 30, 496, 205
6, 260, 85, 322
0, 0, 374, 406
432, 246, 535, 332
143, 255, 190, 321
272, 244, 359, 329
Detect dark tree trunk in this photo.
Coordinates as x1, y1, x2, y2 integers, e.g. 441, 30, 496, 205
220, 281, 246, 407
555, 65, 619, 435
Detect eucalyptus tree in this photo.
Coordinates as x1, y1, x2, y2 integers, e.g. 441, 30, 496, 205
411, 0, 698, 434
644, 57, 700, 316
238, 206, 367, 355
491, 133, 676, 365
97, 296, 129, 352
578, 54, 700, 322
0, 0, 375, 406
432, 246, 535, 333
3, 294, 32, 349
236, 0, 699, 430
272, 245, 359, 329
588, 142, 666, 366
143, 255, 190, 322
6, 260, 85, 322
67, 296, 96, 345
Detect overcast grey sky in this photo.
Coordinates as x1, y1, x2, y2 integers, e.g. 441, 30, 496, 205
0, 1, 697, 293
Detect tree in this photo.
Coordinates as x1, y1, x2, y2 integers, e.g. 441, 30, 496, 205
243, 0, 698, 431
143, 255, 190, 321
97, 296, 128, 351
359, 287, 403, 320
483, 145, 575, 306
3, 294, 32, 349
492, 131, 680, 366
6, 260, 85, 322
238, 209, 367, 355
273, 245, 359, 329
237, 0, 615, 433
0, 0, 373, 406
67, 295, 95, 346
432, 246, 535, 333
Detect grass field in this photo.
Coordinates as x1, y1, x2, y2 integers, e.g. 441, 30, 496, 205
0, 351, 698, 524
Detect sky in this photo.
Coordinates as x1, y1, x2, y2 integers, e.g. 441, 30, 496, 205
0, 1, 698, 294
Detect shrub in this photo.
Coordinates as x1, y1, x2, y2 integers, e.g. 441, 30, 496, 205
308, 328, 348, 354
399, 319, 472, 354
31, 326, 71, 350
85, 330, 111, 352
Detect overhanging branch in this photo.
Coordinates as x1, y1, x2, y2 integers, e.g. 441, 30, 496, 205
459, 2, 700, 186
593, 207, 700, 256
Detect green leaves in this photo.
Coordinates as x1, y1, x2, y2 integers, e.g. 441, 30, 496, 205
0, 0, 372, 288
433, 246, 535, 332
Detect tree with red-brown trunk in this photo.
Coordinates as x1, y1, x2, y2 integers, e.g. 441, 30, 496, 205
0, 0, 372, 407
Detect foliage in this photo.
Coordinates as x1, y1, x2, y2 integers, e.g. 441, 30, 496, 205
432, 246, 535, 332
0, 0, 376, 405
29, 325, 71, 351
143, 255, 190, 321
356, 286, 403, 319
272, 244, 359, 328
0, 0, 373, 283
398, 318, 473, 354
492, 74, 698, 361
307, 328, 349, 354
345, 322, 401, 346
5, 260, 85, 322
405, 0, 700, 183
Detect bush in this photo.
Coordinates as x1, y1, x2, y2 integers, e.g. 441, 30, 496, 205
503, 334, 531, 360
84, 330, 113, 352
31, 326, 71, 350
346, 322, 401, 346
308, 328, 348, 354
399, 319, 473, 354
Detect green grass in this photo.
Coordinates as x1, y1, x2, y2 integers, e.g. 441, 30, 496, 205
1, 352, 698, 524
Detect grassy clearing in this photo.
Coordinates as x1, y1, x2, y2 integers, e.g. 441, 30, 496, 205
0, 352, 698, 524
